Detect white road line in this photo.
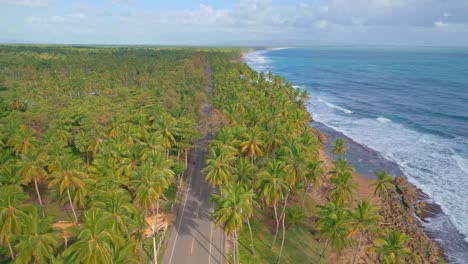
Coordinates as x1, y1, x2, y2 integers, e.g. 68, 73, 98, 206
168, 164, 194, 264
191, 237, 195, 254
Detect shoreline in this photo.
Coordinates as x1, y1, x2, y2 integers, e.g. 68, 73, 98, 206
312, 126, 447, 263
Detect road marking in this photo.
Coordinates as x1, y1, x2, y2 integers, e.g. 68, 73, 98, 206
168, 160, 194, 264
191, 237, 195, 254
208, 202, 214, 264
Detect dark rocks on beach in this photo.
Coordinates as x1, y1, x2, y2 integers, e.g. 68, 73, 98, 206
311, 127, 328, 145
379, 176, 446, 263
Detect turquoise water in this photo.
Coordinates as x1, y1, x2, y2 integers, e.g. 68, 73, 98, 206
245, 47, 468, 263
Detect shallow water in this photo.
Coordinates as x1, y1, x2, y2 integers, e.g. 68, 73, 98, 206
245, 47, 468, 263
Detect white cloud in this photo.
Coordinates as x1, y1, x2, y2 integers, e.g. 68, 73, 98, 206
434, 21, 448, 28
0, 0, 52, 7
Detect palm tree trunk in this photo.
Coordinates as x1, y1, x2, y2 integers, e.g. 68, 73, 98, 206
246, 217, 255, 254
33, 179, 45, 216
153, 233, 158, 264
232, 233, 237, 264
272, 205, 279, 248
7, 238, 14, 260
234, 230, 240, 264
185, 149, 188, 167
302, 181, 309, 209
317, 239, 329, 264
67, 188, 78, 224
277, 194, 289, 264
353, 233, 363, 264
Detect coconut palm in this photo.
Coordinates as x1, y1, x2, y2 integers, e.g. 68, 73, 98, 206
15, 208, 62, 263
133, 154, 174, 217
0, 159, 23, 186
329, 171, 358, 206
6, 125, 37, 155
63, 208, 118, 263
332, 137, 348, 158
279, 138, 308, 188
235, 156, 256, 188
372, 229, 413, 263
210, 183, 256, 263
348, 200, 382, 264
90, 188, 137, 237
203, 148, 236, 187
240, 126, 264, 165
256, 160, 291, 249
0, 185, 30, 260
157, 114, 178, 160
371, 171, 396, 198
329, 158, 355, 178
316, 201, 350, 264
302, 160, 324, 207
16, 149, 49, 210
48, 155, 87, 224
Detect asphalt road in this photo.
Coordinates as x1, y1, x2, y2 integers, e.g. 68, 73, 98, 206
162, 136, 225, 264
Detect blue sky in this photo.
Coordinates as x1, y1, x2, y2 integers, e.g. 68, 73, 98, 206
1, 0, 468, 46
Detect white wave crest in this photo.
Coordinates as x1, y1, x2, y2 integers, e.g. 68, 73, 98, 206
308, 98, 468, 245
317, 98, 353, 114
376, 117, 392, 123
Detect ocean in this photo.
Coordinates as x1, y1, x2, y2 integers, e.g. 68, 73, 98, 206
244, 47, 468, 263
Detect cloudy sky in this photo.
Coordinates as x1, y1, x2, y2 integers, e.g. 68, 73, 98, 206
1, 0, 468, 46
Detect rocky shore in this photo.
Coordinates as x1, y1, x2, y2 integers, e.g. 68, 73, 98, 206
378, 176, 446, 263
313, 127, 446, 263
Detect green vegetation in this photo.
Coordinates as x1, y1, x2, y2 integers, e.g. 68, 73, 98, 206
0, 45, 214, 263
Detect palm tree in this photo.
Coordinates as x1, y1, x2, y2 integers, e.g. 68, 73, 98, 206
329, 171, 357, 206
203, 148, 236, 187
280, 138, 308, 188
371, 171, 396, 198
133, 154, 174, 217
63, 208, 117, 263
16, 149, 49, 210
329, 158, 355, 178
235, 156, 256, 188
158, 114, 178, 160
90, 188, 137, 237
373, 229, 413, 263
302, 160, 324, 207
210, 184, 256, 263
240, 126, 264, 165
332, 137, 348, 158
6, 125, 37, 155
48, 155, 87, 224
15, 207, 62, 263
0, 185, 30, 260
256, 160, 291, 249
316, 201, 350, 264
348, 200, 382, 264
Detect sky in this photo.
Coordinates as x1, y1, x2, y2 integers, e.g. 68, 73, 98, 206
1, 0, 468, 46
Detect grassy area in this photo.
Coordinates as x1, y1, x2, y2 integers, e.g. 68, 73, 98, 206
237, 192, 329, 264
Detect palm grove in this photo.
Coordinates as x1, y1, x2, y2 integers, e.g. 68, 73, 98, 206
0, 46, 210, 263
0, 46, 416, 263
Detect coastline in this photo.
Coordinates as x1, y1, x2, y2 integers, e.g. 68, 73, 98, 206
242, 48, 468, 263
312, 127, 447, 263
